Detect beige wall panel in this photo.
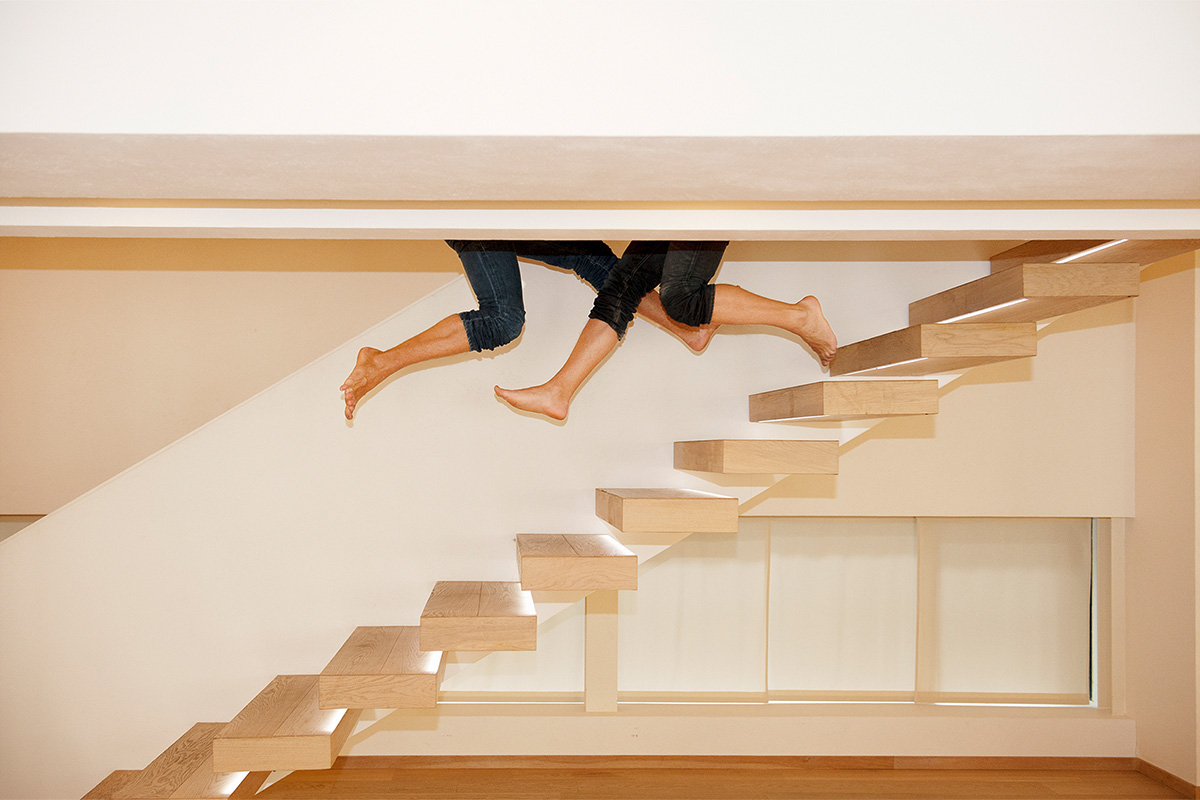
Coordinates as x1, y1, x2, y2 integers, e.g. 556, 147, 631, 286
0, 262, 455, 513
344, 704, 1135, 759
1129, 251, 1200, 785
747, 298, 1135, 518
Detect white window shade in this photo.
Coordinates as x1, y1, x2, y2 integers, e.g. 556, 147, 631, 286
768, 517, 919, 698
617, 521, 769, 697
915, 518, 1092, 703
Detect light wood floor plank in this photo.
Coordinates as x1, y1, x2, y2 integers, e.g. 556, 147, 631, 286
254, 764, 1187, 800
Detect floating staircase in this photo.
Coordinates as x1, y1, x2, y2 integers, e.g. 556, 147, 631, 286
212, 675, 361, 772
85, 241, 1165, 798
94, 723, 267, 800
517, 533, 638, 591
319, 626, 444, 709
419, 581, 537, 651
908, 262, 1140, 325
988, 239, 1200, 273
595, 487, 739, 533
749, 380, 939, 422
829, 322, 1038, 377
674, 439, 838, 474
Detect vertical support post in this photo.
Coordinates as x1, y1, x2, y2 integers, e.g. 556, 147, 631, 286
585, 590, 619, 713
1107, 517, 1128, 716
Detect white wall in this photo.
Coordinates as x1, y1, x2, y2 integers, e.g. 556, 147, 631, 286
0, 254, 1138, 799
2, 0, 1198, 137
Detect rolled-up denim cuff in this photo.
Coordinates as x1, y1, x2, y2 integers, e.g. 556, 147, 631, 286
459, 307, 524, 352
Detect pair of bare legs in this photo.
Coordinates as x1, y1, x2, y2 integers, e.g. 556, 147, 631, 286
494, 286, 837, 421
340, 290, 713, 420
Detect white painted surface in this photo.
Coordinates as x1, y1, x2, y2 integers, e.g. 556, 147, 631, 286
3, 205, 1199, 241
3, 1, 1197, 137
2, 2, 1198, 205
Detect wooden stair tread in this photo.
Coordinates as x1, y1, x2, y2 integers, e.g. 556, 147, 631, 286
596, 488, 739, 533
908, 262, 1139, 325
517, 534, 638, 591
419, 581, 537, 652
991, 238, 1200, 272
749, 380, 939, 421
213, 675, 362, 773
988, 240, 1108, 272
829, 323, 1036, 377
109, 723, 266, 800
83, 771, 141, 800
319, 626, 444, 709
674, 439, 838, 474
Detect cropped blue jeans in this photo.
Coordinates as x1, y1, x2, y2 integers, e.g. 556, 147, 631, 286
446, 240, 618, 352
589, 240, 729, 337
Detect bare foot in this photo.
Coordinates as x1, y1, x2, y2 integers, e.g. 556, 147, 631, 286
794, 296, 837, 367
340, 347, 385, 420
494, 383, 570, 421
679, 323, 717, 353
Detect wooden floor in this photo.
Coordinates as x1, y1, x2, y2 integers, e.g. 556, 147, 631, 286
256, 759, 1187, 800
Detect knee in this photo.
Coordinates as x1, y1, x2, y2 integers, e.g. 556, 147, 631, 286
660, 281, 711, 327
476, 305, 526, 350
493, 307, 525, 346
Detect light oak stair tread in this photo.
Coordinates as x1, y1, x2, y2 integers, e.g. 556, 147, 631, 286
595, 488, 739, 533
84, 771, 141, 800
991, 238, 1200, 272
319, 626, 444, 710
517, 534, 638, 591
988, 240, 1108, 272
419, 581, 537, 652
830, 323, 1036, 377
674, 439, 838, 474
908, 262, 1140, 325
597, 488, 733, 500
749, 380, 939, 421
110, 723, 266, 800
85, 772, 145, 800
212, 675, 361, 772
422, 580, 483, 617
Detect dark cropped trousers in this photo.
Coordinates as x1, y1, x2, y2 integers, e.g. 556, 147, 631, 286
589, 241, 729, 337
446, 240, 618, 351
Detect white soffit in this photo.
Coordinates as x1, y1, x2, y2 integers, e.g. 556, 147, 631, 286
3, 205, 1199, 240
